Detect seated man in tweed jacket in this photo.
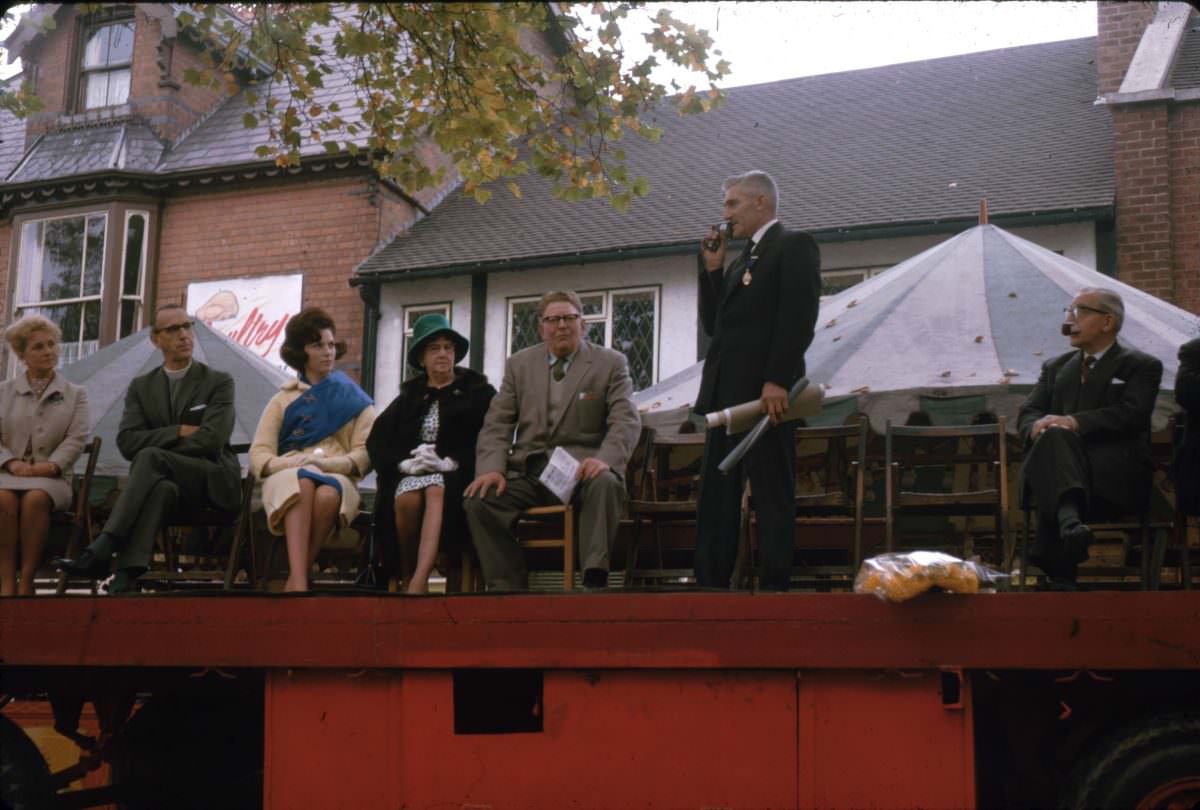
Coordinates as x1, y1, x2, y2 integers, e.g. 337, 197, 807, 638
464, 291, 641, 591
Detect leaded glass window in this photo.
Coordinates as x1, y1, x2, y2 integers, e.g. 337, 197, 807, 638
506, 287, 659, 390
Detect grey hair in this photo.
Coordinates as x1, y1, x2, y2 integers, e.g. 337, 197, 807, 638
1078, 287, 1125, 332
723, 170, 779, 213
537, 290, 584, 318
4, 315, 62, 356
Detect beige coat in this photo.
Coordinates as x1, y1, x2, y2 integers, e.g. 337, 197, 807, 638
476, 340, 641, 479
0, 373, 89, 510
250, 379, 375, 535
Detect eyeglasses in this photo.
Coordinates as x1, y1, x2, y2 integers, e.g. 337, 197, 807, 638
541, 314, 581, 326
154, 321, 194, 336
1063, 304, 1108, 319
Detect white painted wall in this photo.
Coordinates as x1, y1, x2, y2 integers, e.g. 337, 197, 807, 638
375, 276, 472, 401
372, 220, 1098, 395
821, 220, 1097, 271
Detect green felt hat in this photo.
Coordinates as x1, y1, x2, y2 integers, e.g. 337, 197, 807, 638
407, 313, 469, 370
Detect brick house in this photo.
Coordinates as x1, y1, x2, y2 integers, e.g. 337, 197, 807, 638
0, 3, 450, 379
1097, 1, 1200, 313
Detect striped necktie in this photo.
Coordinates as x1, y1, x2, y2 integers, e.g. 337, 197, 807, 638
552, 356, 567, 382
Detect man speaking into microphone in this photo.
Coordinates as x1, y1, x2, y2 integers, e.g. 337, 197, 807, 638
694, 171, 821, 591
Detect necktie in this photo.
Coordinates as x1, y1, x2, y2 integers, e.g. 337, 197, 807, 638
552, 356, 566, 382
1082, 354, 1096, 383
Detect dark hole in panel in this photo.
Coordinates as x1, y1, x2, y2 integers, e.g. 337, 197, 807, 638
941, 670, 962, 706
453, 669, 544, 735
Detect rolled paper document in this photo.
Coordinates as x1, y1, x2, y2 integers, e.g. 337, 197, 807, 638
718, 377, 815, 475
705, 382, 824, 434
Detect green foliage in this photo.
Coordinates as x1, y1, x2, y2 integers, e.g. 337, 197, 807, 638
175, 2, 729, 207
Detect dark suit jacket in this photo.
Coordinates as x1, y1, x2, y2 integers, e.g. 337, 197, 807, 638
1017, 341, 1163, 512
695, 222, 821, 414
367, 367, 495, 561
1173, 337, 1200, 513
116, 362, 242, 512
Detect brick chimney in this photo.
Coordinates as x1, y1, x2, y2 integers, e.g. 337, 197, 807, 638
1098, 1, 1200, 312
1097, 2, 1158, 95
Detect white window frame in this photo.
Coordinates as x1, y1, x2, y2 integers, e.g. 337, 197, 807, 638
820, 266, 890, 298
401, 302, 452, 380
79, 19, 134, 111
118, 209, 151, 338
506, 286, 661, 389
12, 210, 109, 368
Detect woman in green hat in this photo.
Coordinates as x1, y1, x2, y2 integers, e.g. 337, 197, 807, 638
366, 313, 495, 593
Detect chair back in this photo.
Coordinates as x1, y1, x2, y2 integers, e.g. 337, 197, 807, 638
53, 436, 102, 595
884, 416, 1009, 560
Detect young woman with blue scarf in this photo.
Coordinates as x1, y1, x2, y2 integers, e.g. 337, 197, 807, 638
250, 308, 376, 592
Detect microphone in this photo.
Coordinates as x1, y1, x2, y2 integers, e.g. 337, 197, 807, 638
1061, 323, 1078, 337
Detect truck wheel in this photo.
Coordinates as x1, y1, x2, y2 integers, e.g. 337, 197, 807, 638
0, 713, 53, 810
1065, 710, 1200, 810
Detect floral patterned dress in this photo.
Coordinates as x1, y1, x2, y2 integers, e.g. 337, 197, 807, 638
395, 401, 445, 494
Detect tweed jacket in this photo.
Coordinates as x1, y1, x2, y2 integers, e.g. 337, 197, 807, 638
476, 340, 641, 479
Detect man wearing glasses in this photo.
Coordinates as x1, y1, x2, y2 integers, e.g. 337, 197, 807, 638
55, 304, 241, 593
1017, 287, 1162, 590
465, 290, 640, 591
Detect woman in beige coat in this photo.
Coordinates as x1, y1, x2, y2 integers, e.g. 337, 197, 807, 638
0, 315, 89, 595
250, 308, 375, 592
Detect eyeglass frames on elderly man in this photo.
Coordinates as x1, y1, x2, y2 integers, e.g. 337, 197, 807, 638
153, 321, 195, 336
1063, 304, 1109, 319
541, 313, 581, 326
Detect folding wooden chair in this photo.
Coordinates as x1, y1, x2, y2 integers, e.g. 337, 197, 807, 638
515, 504, 577, 591
145, 442, 254, 590
624, 427, 703, 588
733, 419, 869, 590
884, 417, 1010, 565
53, 437, 102, 595
1017, 419, 1177, 591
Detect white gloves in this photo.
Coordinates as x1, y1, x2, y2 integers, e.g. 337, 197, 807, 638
399, 443, 458, 475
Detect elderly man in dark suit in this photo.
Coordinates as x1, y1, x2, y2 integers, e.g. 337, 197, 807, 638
55, 304, 242, 593
694, 170, 822, 591
1017, 287, 1163, 589
464, 290, 641, 592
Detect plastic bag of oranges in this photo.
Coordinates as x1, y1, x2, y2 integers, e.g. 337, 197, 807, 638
854, 551, 1007, 603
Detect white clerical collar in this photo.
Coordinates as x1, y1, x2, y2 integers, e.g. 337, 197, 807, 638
163, 361, 193, 380
750, 219, 779, 250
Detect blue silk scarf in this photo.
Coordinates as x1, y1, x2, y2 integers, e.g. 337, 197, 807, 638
278, 371, 372, 455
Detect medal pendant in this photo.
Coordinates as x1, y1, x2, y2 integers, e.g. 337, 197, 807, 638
742, 270, 752, 286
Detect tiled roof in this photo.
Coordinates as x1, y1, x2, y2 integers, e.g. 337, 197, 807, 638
0, 9, 361, 180
159, 14, 362, 172
0, 107, 26, 181
1171, 13, 1200, 91
356, 37, 1113, 276
6, 123, 165, 183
